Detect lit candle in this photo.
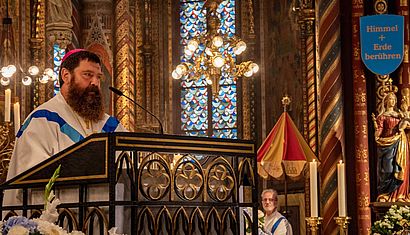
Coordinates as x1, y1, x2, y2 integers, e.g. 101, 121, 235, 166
310, 159, 318, 217
4, 89, 11, 122
14, 102, 20, 135
337, 160, 347, 217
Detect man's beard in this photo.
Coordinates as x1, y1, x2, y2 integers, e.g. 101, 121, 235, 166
66, 78, 104, 122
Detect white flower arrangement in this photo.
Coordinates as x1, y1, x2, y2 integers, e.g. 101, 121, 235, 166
371, 205, 410, 235
244, 207, 265, 234
0, 166, 125, 235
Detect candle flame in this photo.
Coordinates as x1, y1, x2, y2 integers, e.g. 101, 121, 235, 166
339, 160, 343, 164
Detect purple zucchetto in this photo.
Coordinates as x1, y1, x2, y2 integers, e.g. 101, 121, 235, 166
62, 49, 85, 62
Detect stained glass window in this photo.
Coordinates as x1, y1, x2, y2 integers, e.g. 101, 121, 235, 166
179, 0, 237, 139
53, 44, 65, 95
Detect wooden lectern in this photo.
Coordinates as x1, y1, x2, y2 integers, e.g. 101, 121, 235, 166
1, 132, 258, 234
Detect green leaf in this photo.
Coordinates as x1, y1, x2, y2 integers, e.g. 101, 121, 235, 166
44, 165, 61, 209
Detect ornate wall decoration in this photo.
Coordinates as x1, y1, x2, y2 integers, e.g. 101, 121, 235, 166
81, 0, 113, 52
0, 123, 13, 182
206, 157, 235, 202
174, 157, 204, 200
134, 0, 144, 131
114, 0, 135, 131
29, 0, 46, 109
296, 5, 318, 154
112, 0, 167, 133
137, 0, 165, 134
316, 0, 344, 233
240, 0, 256, 140
139, 154, 171, 200
397, 0, 409, 88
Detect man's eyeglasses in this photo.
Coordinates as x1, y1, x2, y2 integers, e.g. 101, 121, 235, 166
262, 198, 277, 202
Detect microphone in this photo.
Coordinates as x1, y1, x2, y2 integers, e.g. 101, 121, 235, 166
109, 86, 164, 134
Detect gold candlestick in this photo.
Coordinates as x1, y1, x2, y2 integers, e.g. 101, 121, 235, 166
334, 216, 351, 235
306, 217, 322, 235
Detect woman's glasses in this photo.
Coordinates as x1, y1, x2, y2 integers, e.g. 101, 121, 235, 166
262, 198, 277, 202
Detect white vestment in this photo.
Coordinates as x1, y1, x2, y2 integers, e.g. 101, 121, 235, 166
263, 211, 293, 235
4, 92, 126, 206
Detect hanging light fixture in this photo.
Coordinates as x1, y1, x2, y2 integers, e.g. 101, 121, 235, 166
0, 0, 55, 87
172, 0, 258, 94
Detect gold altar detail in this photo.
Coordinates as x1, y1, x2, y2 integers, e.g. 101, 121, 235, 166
134, 150, 251, 233
137, 152, 240, 203
375, 75, 397, 108
174, 159, 204, 201
306, 216, 322, 235
334, 216, 351, 235
113, 0, 167, 133
0, 122, 14, 183
240, 0, 256, 140
114, 0, 134, 131
294, 0, 318, 154
29, 0, 48, 107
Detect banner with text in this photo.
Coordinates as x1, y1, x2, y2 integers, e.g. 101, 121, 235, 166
360, 14, 404, 75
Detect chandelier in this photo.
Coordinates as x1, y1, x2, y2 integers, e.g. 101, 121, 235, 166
171, 0, 258, 94
0, 0, 55, 87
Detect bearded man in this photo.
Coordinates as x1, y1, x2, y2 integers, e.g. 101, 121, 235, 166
5, 49, 126, 185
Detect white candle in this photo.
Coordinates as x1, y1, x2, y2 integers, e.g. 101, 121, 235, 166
4, 89, 11, 122
337, 160, 347, 217
310, 159, 318, 217
14, 102, 20, 135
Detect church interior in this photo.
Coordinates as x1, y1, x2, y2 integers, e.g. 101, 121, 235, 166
0, 0, 409, 234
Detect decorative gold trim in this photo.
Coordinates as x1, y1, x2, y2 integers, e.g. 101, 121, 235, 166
190, 207, 205, 228
156, 207, 172, 232
374, 0, 388, 14
238, 158, 255, 185
0, 123, 14, 183
206, 157, 237, 202
334, 216, 351, 235
138, 154, 171, 200
11, 137, 109, 185
221, 207, 237, 231
16, 174, 110, 185
137, 206, 155, 231
115, 151, 135, 182
173, 207, 189, 232
58, 208, 80, 231
174, 155, 204, 201
82, 207, 109, 234
306, 217, 323, 234
114, 0, 135, 131
206, 207, 221, 230
122, 144, 254, 154
115, 136, 255, 153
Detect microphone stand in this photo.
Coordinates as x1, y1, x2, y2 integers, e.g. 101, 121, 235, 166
109, 87, 164, 134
